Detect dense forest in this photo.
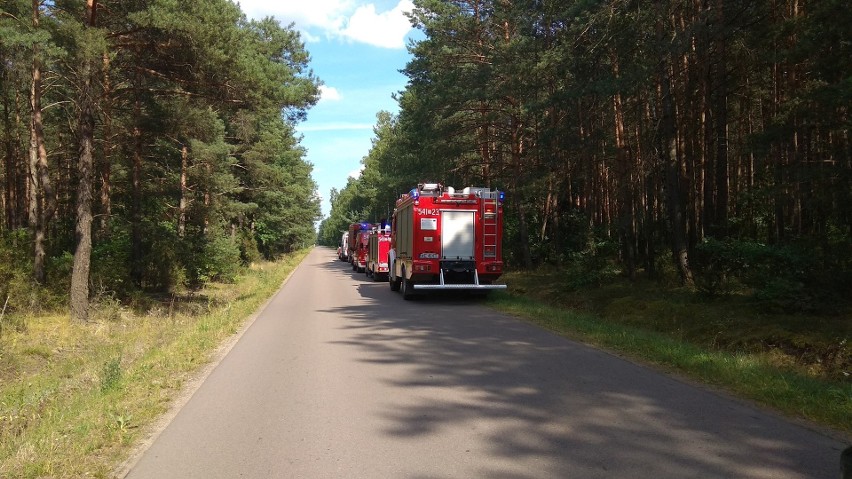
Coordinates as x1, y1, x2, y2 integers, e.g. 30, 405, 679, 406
0, 0, 321, 320
319, 0, 851, 310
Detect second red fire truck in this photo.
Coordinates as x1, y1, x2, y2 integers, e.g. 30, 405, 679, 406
365, 224, 392, 281
388, 183, 507, 299
348, 222, 371, 273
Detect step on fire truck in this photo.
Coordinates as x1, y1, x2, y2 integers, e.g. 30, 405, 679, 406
388, 183, 507, 299
348, 222, 372, 273
366, 223, 391, 281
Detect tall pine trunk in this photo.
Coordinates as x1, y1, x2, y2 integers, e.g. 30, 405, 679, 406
70, 0, 98, 322
611, 51, 636, 279
29, 0, 53, 284
178, 144, 188, 238
510, 116, 532, 268
2, 69, 22, 231
658, 13, 694, 286
99, 52, 112, 236
130, 72, 143, 285
710, 0, 729, 236
2, 79, 11, 230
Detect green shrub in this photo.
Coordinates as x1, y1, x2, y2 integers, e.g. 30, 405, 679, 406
142, 221, 187, 292
238, 230, 262, 265
0, 230, 39, 314
184, 233, 242, 285
91, 232, 132, 297
694, 238, 747, 296
90, 291, 126, 322
201, 234, 241, 282
694, 237, 845, 312
100, 357, 122, 392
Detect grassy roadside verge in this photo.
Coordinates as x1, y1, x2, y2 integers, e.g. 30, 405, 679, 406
487, 271, 851, 438
0, 248, 310, 478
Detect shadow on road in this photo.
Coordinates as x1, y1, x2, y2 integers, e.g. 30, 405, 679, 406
313, 247, 841, 478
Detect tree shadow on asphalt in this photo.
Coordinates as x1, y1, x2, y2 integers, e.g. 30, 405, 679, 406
314, 248, 841, 479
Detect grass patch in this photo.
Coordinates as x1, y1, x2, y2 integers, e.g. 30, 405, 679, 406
489, 269, 851, 435
0, 249, 309, 478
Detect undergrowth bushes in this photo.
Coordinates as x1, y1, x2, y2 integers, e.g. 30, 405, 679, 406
0, 231, 64, 317
694, 237, 851, 312
0, 221, 260, 319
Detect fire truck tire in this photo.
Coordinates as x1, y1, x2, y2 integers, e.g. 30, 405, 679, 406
400, 268, 415, 300
389, 262, 401, 291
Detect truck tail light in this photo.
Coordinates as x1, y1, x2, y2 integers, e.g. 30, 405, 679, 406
415, 264, 431, 272
486, 264, 501, 272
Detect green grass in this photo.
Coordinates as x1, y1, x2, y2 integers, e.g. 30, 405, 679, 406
488, 269, 852, 436
0, 249, 309, 478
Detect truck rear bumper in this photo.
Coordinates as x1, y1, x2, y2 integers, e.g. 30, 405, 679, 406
413, 284, 507, 290
411, 268, 506, 290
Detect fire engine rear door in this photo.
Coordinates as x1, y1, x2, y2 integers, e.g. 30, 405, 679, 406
441, 210, 475, 260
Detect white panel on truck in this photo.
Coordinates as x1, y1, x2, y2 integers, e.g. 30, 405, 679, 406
441, 210, 475, 260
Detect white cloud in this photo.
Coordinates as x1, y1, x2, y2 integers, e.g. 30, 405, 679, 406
234, 0, 351, 31
298, 122, 374, 132
341, 1, 414, 49
318, 85, 342, 102
348, 165, 366, 179
300, 30, 321, 43
233, 0, 414, 49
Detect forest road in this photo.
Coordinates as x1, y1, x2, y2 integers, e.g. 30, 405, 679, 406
123, 247, 846, 479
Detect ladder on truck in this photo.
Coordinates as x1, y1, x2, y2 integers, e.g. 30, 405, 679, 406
482, 192, 498, 258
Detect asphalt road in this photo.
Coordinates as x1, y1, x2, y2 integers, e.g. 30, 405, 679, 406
123, 247, 847, 479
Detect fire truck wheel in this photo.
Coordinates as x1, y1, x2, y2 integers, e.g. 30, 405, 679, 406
400, 269, 415, 300
389, 263, 401, 291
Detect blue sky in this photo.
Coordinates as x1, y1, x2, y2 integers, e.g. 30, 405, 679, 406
233, 0, 420, 219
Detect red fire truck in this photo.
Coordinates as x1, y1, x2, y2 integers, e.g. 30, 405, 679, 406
365, 224, 392, 281
348, 222, 372, 273
388, 183, 507, 299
